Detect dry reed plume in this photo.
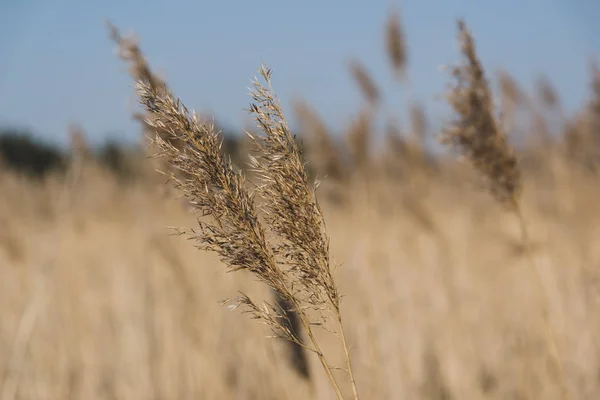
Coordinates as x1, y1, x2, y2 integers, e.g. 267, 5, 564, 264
128, 49, 359, 397
385, 9, 407, 80
441, 21, 522, 207
441, 20, 571, 399
348, 60, 381, 106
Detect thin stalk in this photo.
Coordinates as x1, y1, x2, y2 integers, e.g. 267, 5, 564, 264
295, 305, 345, 400
275, 276, 345, 399
337, 316, 360, 400
513, 203, 571, 400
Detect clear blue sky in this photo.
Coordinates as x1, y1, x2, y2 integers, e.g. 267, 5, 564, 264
0, 0, 598, 146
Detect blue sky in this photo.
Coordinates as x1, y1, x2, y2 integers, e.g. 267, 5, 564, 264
0, 0, 598, 146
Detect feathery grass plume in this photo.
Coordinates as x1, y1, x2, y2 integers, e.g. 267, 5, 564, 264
108, 24, 165, 92
243, 119, 312, 383
134, 78, 337, 392
136, 80, 285, 290
441, 20, 572, 399
247, 64, 360, 400
385, 8, 407, 80
135, 78, 296, 344
107, 23, 185, 156
348, 59, 380, 106
130, 59, 355, 397
440, 21, 521, 208
248, 64, 339, 312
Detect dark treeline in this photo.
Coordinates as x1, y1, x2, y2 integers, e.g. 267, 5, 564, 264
0, 129, 68, 178
0, 127, 246, 180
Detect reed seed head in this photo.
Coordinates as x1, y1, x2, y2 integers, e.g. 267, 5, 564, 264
441, 20, 522, 208
247, 64, 340, 312
386, 9, 407, 79
349, 59, 381, 105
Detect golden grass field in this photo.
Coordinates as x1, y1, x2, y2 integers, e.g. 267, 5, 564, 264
3, 156, 600, 400
2, 14, 600, 400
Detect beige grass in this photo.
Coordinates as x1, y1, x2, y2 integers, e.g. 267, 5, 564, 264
2, 164, 600, 399
2, 10, 600, 400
